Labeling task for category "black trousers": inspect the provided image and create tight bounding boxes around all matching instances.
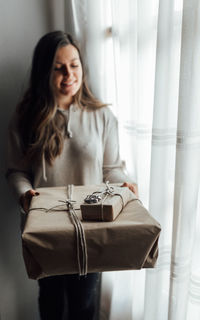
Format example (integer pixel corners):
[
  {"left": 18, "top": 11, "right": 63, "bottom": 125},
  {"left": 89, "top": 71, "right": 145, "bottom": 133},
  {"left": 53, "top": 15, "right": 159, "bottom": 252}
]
[{"left": 38, "top": 273, "right": 101, "bottom": 320}]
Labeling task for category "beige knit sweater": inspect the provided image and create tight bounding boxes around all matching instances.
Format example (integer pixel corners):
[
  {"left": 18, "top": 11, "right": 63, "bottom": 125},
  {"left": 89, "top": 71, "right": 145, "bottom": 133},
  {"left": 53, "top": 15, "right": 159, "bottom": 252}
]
[{"left": 6, "top": 104, "right": 129, "bottom": 200}]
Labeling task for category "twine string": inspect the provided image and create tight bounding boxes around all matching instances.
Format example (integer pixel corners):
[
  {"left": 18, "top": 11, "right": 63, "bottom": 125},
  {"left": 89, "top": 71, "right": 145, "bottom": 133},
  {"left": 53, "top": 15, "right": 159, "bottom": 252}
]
[{"left": 64, "top": 200, "right": 88, "bottom": 276}]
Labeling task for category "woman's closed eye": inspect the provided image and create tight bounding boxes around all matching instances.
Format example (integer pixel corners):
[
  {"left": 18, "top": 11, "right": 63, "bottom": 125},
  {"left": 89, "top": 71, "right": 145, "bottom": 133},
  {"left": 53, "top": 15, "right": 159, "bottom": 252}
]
[
  {"left": 54, "top": 67, "right": 62, "bottom": 71},
  {"left": 71, "top": 64, "right": 79, "bottom": 68},
  {"left": 54, "top": 64, "right": 79, "bottom": 71}
]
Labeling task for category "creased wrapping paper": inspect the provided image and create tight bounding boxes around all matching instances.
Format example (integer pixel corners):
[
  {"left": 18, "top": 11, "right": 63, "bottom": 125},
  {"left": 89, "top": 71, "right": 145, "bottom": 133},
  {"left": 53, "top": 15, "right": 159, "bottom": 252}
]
[
  {"left": 81, "top": 186, "right": 137, "bottom": 221},
  {"left": 22, "top": 185, "right": 161, "bottom": 280}
]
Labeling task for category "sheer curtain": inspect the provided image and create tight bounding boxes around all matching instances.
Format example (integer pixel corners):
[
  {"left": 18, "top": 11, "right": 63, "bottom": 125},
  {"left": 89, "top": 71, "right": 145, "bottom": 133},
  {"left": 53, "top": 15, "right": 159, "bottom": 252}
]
[{"left": 64, "top": 0, "right": 200, "bottom": 319}]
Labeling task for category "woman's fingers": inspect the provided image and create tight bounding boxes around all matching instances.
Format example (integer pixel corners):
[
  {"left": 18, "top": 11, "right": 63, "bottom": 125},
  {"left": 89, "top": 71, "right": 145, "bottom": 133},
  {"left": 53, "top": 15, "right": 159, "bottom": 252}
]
[
  {"left": 25, "top": 189, "right": 39, "bottom": 196},
  {"left": 121, "top": 182, "right": 138, "bottom": 197},
  {"left": 20, "top": 189, "right": 40, "bottom": 214}
]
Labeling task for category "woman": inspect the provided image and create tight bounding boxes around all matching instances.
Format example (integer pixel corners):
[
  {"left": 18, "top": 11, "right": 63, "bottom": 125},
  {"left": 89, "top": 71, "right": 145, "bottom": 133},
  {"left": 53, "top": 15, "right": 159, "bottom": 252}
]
[{"left": 6, "top": 31, "right": 137, "bottom": 320}]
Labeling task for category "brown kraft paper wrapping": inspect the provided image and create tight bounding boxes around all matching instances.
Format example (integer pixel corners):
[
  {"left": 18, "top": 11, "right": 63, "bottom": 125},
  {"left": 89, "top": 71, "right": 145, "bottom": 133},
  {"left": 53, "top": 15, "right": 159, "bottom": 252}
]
[{"left": 22, "top": 185, "right": 161, "bottom": 280}]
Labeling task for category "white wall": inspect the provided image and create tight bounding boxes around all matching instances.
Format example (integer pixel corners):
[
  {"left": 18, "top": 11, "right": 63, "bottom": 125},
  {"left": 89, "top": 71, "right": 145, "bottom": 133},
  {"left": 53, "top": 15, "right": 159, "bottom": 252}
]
[{"left": 0, "top": 1, "right": 65, "bottom": 319}]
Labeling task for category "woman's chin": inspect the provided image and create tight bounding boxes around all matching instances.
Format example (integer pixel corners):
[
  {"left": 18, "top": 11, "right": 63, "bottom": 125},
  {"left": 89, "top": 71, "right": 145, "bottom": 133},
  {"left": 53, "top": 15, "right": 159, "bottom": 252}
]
[{"left": 60, "top": 87, "right": 77, "bottom": 96}]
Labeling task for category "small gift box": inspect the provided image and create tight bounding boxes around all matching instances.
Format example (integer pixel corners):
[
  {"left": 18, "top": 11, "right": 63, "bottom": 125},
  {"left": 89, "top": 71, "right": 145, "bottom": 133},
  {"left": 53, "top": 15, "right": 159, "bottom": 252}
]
[{"left": 81, "top": 184, "right": 137, "bottom": 221}]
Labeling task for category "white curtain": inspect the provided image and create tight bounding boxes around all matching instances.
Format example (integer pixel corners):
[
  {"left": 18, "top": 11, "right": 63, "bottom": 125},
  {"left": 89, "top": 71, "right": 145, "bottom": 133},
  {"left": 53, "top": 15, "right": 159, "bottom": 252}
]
[{"left": 64, "top": 0, "right": 200, "bottom": 319}]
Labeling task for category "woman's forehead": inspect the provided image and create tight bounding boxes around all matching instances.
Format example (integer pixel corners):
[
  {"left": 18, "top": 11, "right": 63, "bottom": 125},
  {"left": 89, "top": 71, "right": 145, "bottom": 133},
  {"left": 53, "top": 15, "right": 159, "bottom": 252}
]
[{"left": 54, "top": 45, "right": 80, "bottom": 63}]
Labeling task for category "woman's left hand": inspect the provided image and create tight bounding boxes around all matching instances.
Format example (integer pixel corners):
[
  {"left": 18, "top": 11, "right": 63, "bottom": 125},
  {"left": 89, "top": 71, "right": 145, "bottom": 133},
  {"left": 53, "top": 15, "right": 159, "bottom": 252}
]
[{"left": 121, "top": 182, "right": 138, "bottom": 197}]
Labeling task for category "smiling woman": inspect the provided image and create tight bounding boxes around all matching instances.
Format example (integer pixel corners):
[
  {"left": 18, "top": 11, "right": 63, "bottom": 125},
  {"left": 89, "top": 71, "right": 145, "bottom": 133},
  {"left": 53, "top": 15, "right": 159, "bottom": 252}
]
[
  {"left": 5, "top": 30, "right": 138, "bottom": 320},
  {"left": 50, "top": 45, "right": 83, "bottom": 108}
]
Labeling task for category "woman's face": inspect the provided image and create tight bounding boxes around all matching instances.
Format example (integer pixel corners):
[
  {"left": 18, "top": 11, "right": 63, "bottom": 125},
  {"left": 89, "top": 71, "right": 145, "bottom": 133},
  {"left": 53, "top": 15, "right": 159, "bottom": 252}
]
[{"left": 50, "top": 44, "right": 83, "bottom": 105}]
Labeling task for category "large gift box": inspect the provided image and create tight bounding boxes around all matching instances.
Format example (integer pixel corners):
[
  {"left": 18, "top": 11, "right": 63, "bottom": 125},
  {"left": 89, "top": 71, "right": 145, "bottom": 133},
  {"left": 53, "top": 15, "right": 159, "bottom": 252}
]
[{"left": 22, "top": 185, "right": 161, "bottom": 280}]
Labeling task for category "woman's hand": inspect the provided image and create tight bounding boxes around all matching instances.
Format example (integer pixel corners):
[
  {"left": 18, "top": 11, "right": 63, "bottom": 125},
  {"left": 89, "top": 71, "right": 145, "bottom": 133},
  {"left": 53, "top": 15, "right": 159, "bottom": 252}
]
[
  {"left": 19, "top": 189, "right": 40, "bottom": 214},
  {"left": 121, "top": 182, "right": 138, "bottom": 197}
]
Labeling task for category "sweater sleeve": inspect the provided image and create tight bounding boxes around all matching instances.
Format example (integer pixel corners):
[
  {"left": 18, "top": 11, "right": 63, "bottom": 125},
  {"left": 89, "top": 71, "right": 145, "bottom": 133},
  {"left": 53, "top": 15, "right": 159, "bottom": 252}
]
[
  {"left": 103, "top": 109, "right": 130, "bottom": 183},
  {"left": 5, "top": 114, "right": 33, "bottom": 200}
]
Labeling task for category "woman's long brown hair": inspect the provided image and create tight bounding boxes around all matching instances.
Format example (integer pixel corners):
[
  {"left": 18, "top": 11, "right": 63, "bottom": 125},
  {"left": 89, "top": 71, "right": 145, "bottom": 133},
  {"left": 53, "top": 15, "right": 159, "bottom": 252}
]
[{"left": 17, "top": 31, "right": 107, "bottom": 165}]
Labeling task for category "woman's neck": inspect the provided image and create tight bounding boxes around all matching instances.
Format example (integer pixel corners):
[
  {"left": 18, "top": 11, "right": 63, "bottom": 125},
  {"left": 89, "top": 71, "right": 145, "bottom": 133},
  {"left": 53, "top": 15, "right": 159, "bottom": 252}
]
[{"left": 56, "top": 96, "right": 73, "bottom": 110}]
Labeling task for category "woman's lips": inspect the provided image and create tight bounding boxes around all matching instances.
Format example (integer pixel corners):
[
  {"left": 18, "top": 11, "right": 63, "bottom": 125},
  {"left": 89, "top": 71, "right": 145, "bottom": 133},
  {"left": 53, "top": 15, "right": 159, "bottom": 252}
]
[{"left": 61, "top": 81, "right": 75, "bottom": 87}]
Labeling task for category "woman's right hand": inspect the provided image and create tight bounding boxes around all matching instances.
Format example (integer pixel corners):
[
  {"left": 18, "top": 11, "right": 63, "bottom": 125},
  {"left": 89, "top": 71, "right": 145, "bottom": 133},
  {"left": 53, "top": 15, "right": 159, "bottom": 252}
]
[{"left": 19, "top": 189, "right": 40, "bottom": 214}]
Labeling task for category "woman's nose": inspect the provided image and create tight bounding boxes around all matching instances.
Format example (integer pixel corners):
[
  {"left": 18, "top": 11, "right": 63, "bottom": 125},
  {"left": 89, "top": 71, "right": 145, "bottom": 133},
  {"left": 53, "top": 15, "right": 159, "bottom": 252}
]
[{"left": 63, "top": 66, "right": 71, "bottom": 77}]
